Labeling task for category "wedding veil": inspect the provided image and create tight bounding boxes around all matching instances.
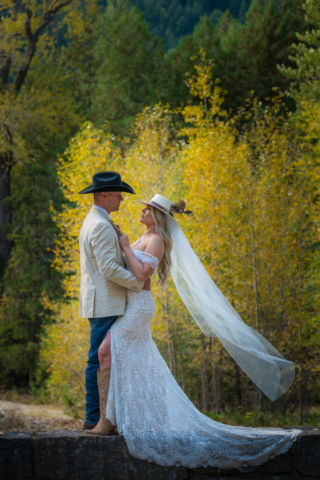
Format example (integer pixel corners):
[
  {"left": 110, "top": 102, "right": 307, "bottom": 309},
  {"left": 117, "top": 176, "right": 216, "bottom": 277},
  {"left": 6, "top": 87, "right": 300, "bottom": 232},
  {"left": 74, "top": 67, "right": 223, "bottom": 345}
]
[{"left": 167, "top": 216, "right": 295, "bottom": 402}]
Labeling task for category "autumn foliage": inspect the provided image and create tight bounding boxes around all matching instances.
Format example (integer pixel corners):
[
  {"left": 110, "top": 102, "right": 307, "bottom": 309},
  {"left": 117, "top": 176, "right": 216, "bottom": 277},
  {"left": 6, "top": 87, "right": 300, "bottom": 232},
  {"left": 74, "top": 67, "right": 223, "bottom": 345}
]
[
  {"left": 1, "top": 0, "right": 320, "bottom": 427},
  {"left": 39, "top": 52, "right": 320, "bottom": 423}
]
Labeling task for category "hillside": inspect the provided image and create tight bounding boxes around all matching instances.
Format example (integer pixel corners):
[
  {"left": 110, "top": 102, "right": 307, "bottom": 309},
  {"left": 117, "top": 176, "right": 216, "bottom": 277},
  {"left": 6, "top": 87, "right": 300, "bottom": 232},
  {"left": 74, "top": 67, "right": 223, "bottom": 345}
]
[{"left": 130, "top": 0, "right": 250, "bottom": 48}]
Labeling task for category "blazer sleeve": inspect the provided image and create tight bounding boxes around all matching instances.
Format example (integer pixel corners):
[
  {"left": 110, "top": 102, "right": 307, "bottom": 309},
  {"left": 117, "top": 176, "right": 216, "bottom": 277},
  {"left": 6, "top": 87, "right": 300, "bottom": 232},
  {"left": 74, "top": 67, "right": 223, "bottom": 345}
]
[{"left": 91, "top": 223, "right": 143, "bottom": 292}]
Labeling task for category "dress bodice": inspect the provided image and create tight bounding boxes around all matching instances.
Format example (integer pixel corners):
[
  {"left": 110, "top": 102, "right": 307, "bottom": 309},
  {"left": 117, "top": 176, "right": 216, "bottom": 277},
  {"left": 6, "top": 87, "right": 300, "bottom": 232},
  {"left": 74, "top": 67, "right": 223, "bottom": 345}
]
[{"left": 125, "top": 248, "right": 159, "bottom": 272}]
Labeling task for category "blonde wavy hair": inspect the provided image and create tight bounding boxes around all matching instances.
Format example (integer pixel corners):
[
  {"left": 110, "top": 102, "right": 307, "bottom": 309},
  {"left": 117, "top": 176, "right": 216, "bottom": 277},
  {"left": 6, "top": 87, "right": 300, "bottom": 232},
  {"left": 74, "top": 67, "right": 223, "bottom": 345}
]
[{"left": 151, "top": 207, "right": 173, "bottom": 286}]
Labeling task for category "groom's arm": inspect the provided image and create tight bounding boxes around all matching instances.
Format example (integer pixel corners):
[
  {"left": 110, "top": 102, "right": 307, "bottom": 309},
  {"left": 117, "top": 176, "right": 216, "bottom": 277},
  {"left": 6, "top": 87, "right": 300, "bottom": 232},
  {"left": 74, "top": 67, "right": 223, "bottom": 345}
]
[{"left": 91, "top": 223, "right": 144, "bottom": 292}]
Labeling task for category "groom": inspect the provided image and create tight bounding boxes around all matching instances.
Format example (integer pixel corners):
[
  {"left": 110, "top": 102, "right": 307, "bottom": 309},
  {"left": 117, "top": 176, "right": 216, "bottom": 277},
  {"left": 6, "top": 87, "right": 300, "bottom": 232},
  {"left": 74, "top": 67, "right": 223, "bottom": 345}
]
[{"left": 79, "top": 171, "right": 148, "bottom": 432}]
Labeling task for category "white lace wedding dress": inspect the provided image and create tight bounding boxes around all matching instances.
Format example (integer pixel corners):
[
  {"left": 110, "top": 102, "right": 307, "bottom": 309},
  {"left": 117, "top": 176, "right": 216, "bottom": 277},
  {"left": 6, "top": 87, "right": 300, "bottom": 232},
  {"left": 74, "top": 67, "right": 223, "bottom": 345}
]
[{"left": 106, "top": 249, "right": 300, "bottom": 469}]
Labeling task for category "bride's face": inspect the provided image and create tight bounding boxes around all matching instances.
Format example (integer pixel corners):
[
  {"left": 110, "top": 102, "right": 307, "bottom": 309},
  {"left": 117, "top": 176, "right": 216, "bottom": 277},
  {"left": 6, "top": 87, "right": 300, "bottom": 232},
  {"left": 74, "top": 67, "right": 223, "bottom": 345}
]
[{"left": 140, "top": 206, "right": 155, "bottom": 226}]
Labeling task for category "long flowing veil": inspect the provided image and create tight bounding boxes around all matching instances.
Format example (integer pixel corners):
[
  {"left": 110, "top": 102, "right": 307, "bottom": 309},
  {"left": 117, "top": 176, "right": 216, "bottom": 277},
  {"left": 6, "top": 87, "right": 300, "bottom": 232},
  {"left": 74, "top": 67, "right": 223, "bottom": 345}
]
[{"left": 167, "top": 216, "right": 295, "bottom": 401}]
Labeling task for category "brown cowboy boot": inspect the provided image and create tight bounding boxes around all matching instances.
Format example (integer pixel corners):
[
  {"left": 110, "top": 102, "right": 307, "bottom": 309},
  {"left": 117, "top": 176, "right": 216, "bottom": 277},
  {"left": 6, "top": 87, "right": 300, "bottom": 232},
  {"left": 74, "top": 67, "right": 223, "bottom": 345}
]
[
  {"left": 84, "top": 367, "right": 117, "bottom": 436},
  {"left": 82, "top": 422, "right": 96, "bottom": 433}
]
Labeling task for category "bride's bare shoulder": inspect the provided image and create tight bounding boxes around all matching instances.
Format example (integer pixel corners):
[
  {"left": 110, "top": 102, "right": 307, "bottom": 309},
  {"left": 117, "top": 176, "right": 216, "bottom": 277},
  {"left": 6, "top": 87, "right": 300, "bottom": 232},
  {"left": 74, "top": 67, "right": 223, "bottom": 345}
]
[
  {"left": 147, "top": 234, "right": 164, "bottom": 246},
  {"left": 145, "top": 234, "right": 165, "bottom": 259}
]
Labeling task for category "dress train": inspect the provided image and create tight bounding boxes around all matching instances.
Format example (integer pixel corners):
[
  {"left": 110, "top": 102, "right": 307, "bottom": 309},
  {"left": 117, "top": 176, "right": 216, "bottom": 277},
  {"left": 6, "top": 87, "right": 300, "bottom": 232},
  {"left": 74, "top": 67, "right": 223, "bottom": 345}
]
[{"left": 106, "top": 250, "right": 300, "bottom": 469}]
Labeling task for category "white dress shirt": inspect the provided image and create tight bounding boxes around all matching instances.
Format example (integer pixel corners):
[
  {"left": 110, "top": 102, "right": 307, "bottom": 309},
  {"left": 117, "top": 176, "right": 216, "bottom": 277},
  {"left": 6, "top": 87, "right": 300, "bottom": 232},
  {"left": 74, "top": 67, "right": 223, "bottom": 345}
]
[{"left": 92, "top": 205, "right": 111, "bottom": 220}]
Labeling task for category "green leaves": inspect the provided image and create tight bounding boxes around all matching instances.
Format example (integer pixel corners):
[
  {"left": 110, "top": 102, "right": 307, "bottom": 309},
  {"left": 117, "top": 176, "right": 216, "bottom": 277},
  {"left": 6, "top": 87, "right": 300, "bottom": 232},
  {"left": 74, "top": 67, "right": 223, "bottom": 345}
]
[{"left": 280, "top": 0, "right": 320, "bottom": 103}]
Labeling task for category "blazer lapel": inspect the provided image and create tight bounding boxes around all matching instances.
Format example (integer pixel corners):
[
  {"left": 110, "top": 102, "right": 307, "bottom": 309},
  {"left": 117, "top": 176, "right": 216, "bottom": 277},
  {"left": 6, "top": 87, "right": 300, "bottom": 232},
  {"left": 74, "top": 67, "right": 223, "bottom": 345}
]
[
  {"left": 89, "top": 207, "right": 119, "bottom": 239},
  {"left": 89, "top": 207, "right": 124, "bottom": 265}
]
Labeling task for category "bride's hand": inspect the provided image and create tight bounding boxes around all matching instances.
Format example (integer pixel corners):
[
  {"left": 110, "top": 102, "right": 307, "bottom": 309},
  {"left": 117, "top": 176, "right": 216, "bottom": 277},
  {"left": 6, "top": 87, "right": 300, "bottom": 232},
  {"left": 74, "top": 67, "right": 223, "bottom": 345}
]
[{"left": 119, "top": 232, "right": 130, "bottom": 249}]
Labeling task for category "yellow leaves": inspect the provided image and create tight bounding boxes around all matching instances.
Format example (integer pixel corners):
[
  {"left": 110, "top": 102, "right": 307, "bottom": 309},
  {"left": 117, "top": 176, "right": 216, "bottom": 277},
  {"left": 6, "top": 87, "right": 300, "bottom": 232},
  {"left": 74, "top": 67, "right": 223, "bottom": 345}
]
[
  {"left": 185, "top": 50, "right": 226, "bottom": 122},
  {"left": 40, "top": 301, "right": 89, "bottom": 417},
  {"left": 187, "top": 62, "right": 213, "bottom": 100},
  {"left": 1, "top": 13, "right": 25, "bottom": 38},
  {"left": 49, "top": 122, "right": 120, "bottom": 303},
  {"left": 39, "top": 60, "right": 320, "bottom": 413},
  {"left": 63, "top": 0, "right": 100, "bottom": 41},
  {"left": 40, "top": 108, "right": 186, "bottom": 412}
]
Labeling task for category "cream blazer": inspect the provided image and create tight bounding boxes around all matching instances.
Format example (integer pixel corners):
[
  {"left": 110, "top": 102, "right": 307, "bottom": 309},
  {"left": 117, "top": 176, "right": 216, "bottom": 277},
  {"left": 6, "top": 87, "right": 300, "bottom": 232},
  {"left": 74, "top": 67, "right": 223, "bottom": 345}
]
[{"left": 79, "top": 207, "right": 143, "bottom": 318}]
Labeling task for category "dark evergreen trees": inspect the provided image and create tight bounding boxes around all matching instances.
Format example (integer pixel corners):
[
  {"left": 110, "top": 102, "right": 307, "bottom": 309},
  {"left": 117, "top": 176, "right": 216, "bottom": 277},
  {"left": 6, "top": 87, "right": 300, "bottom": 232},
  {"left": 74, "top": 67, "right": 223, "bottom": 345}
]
[
  {"left": 0, "top": 161, "right": 65, "bottom": 388},
  {"left": 165, "top": 0, "right": 308, "bottom": 111},
  {"left": 91, "top": 1, "right": 166, "bottom": 135},
  {"left": 131, "top": 0, "right": 249, "bottom": 48}
]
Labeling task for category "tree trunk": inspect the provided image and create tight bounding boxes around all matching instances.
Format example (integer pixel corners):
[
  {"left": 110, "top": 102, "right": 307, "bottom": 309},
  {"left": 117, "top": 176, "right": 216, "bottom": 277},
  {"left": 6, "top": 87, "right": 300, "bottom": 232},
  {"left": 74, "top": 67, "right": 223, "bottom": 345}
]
[
  {"left": 298, "top": 324, "right": 303, "bottom": 424},
  {"left": 249, "top": 171, "right": 264, "bottom": 414},
  {"left": 219, "top": 347, "right": 224, "bottom": 412},
  {"left": 163, "top": 292, "right": 177, "bottom": 377},
  {"left": 212, "top": 338, "right": 221, "bottom": 414},
  {"left": 176, "top": 342, "right": 185, "bottom": 392},
  {"left": 0, "top": 1, "right": 73, "bottom": 282},
  {"left": 249, "top": 173, "right": 260, "bottom": 334},
  {"left": 299, "top": 365, "right": 303, "bottom": 425},
  {"left": 0, "top": 153, "right": 13, "bottom": 281},
  {"left": 201, "top": 333, "right": 210, "bottom": 411},
  {"left": 304, "top": 369, "right": 308, "bottom": 423},
  {"left": 234, "top": 364, "right": 242, "bottom": 407}
]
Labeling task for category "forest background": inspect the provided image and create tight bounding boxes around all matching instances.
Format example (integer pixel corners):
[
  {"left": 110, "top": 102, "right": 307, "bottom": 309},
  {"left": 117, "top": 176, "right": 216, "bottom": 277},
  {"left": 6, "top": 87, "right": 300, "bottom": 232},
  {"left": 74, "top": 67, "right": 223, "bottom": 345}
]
[{"left": 1, "top": 0, "right": 320, "bottom": 427}]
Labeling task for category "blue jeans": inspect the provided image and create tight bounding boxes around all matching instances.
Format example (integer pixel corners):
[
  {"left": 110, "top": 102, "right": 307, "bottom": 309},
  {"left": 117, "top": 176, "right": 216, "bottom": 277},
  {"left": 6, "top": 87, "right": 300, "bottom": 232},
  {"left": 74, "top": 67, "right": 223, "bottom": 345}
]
[{"left": 84, "top": 315, "right": 118, "bottom": 425}]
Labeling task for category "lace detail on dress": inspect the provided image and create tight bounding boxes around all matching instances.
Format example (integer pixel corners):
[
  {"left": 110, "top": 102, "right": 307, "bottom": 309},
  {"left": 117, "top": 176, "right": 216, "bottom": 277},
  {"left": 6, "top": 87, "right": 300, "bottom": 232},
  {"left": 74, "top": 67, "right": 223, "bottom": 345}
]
[
  {"left": 134, "top": 249, "right": 159, "bottom": 268},
  {"left": 106, "top": 250, "right": 300, "bottom": 469},
  {"left": 125, "top": 248, "right": 159, "bottom": 270}
]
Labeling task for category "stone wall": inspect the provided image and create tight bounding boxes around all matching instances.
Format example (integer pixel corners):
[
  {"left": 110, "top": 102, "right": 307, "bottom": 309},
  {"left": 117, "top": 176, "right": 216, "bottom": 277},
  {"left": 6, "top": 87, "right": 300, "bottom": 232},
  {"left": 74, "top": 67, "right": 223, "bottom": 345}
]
[{"left": 1, "top": 428, "right": 320, "bottom": 480}]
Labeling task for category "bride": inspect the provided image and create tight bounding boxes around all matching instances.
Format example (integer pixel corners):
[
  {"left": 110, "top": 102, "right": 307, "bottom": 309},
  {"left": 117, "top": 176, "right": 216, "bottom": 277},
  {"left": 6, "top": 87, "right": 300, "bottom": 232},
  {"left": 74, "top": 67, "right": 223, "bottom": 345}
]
[{"left": 84, "top": 193, "right": 301, "bottom": 469}]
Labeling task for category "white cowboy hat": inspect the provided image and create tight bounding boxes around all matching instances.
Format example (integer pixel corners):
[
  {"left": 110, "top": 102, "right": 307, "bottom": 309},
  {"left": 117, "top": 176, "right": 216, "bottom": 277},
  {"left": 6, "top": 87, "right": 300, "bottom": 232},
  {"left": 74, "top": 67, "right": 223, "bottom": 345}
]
[
  {"left": 138, "top": 194, "right": 193, "bottom": 218},
  {"left": 138, "top": 194, "right": 174, "bottom": 217}
]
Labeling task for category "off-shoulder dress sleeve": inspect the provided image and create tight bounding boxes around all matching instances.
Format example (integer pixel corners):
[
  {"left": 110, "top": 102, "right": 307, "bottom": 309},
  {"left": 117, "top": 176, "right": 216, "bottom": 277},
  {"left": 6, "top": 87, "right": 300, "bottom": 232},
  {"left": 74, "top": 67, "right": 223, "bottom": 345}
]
[{"left": 133, "top": 249, "right": 159, "bottom": 269}]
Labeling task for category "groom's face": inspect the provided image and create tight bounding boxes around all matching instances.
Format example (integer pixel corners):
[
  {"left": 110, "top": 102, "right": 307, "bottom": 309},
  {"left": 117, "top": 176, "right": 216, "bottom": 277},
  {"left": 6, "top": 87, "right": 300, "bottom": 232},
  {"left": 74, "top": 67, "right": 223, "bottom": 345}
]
[{"left": 103, "top": 192, "right": 124, "bottom": 213}]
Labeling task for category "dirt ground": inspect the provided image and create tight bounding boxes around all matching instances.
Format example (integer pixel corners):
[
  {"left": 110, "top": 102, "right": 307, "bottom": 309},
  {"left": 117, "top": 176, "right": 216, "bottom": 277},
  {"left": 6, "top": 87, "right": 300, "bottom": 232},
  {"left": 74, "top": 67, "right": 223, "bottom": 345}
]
[{"left": 0, "top": 397, "right": 80, "bottom": 433}]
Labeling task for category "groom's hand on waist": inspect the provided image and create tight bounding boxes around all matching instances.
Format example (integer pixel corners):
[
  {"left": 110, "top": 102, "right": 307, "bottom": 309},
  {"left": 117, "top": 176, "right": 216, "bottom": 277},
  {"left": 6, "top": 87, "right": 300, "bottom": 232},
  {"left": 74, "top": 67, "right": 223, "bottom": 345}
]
[{"left": 143, "top": 278, "right": 151, "bottom": 291}]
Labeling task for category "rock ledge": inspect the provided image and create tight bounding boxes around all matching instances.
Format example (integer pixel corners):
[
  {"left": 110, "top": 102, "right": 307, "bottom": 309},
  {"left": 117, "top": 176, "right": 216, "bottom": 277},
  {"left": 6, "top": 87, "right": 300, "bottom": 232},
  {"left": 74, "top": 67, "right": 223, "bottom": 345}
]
[{"left": 1, "top": 427, "right": 320, "bottom": 480}]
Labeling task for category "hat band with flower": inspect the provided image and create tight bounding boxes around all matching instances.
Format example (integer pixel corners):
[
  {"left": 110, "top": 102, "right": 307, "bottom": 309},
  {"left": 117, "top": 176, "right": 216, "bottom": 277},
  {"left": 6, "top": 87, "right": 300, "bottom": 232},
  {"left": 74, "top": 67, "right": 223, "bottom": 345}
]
[{"left": 138, "top": 194, "right": 192, "bottom": 217}]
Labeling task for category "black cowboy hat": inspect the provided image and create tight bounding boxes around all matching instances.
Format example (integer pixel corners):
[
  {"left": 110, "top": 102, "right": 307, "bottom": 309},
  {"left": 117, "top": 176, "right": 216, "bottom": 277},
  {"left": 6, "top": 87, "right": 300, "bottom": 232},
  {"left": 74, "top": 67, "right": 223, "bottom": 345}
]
[{"left": 78, "top": 171, "right": 135, "bottom": 195}]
